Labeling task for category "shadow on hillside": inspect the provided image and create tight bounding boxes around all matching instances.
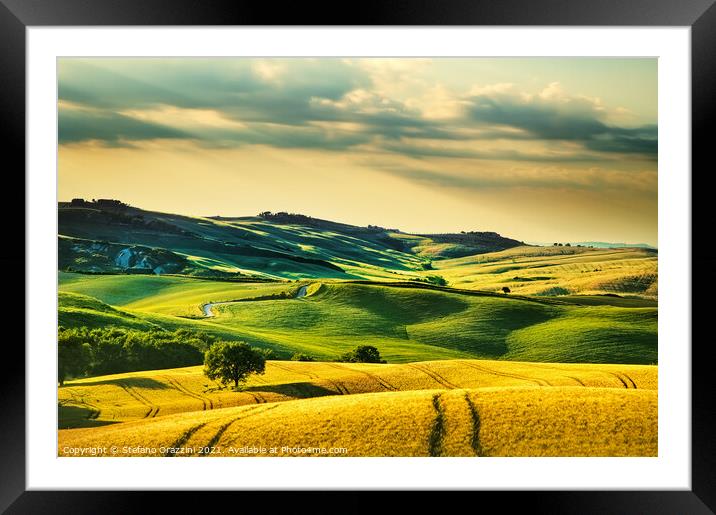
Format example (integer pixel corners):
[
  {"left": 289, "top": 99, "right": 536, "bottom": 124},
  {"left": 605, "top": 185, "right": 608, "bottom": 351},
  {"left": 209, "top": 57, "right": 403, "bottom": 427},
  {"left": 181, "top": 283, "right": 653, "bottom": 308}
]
[
  {"left": 242, "top": 381, "right": 338, "bottom": 399},
  {"left": 58, "top": 404, "right": 121, "bottom": 429},
  {"left": 65, "top": 377, "right": 170, "bottom": 390}
]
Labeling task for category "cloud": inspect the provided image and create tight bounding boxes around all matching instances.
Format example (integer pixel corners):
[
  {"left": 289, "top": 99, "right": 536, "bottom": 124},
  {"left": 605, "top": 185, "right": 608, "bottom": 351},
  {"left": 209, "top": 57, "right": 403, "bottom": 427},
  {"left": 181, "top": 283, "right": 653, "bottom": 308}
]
[
  {"left": 57, "top": 60, "right": 657, "bottom": 163},
  {"left": 378, "top": 140, "right": 610, "bottom": 163},
  {"left": 465, "top": 82, "right": 657, "bottom": 158},
  {"left": 370, "top": 162, "right": 658, "bottom": 193},
  {"left": 59, "top": 108, "right": 188, "bottom": 145},
  {"left": 59, "top": 59, "right": 369, "bottom": 115}
]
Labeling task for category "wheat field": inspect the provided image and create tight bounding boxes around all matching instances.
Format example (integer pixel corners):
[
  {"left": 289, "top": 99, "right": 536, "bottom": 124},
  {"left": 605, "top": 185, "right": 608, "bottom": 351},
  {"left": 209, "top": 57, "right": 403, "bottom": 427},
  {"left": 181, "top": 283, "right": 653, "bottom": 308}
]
[{"left": 59, "top": 359, "right": 657, "bottom": 457}]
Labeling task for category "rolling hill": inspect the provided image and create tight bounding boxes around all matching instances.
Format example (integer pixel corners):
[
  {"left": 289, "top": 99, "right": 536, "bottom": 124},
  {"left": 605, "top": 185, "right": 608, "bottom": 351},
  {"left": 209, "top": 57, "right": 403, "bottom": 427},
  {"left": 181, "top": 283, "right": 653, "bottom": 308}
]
[
  {"left": 58, "top": 201, "right": 523, "bottom": 281},
  {"left": 56, "top": 200, "right": 658, "bottom": 457},
  {"left": 58, "top": 359, "right": 657, "bottom": 457},
  {"left": 58, "top": 201, "right": 658, "bottom": 298},
  {"left": 59, "top": 274, "right": 657, "bottom": 364}
]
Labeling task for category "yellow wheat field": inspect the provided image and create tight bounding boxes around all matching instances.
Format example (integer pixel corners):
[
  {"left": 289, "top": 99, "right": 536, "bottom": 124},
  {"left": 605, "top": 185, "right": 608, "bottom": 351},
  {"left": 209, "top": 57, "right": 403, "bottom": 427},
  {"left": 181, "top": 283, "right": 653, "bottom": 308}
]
[
  {"left": 59, "top": 359, "right": 656, "bottom": 428},
  {"left": 59, "top": 386, "right": 657, "bottom": 457}
]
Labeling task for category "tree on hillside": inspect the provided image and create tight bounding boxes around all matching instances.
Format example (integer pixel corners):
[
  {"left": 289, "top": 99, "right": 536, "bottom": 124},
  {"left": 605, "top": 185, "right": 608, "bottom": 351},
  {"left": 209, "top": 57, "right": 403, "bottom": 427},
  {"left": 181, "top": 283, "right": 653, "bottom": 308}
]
[
  {"left": 426, "top": 275, "right": 447, "bottom": 286},
  {"left": 58, "top": 331, "right": 91, "bottom": 386},
  {"left": 502, "top": 286, "right": 511, "bottom": 294},
  {"left": 203, "top": 341, "right": 266, "bottom": 389},
  {"left": 291, "top": 352, "right": 315, "bottom": 362},
  {"left": 340, "top": 345, "right": 387, "bottom": 364}
]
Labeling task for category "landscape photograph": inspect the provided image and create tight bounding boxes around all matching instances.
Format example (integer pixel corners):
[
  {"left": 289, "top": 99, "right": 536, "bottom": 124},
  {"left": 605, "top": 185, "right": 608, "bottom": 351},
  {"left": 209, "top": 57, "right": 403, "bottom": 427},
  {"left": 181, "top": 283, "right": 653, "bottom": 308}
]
[{"left": 57, "top": 57, "right": 658, "bottom": 457}]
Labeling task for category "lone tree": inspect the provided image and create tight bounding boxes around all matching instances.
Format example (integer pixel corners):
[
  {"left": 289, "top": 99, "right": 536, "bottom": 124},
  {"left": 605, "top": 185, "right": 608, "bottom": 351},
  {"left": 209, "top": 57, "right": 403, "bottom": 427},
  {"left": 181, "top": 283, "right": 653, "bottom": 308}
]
[
  {"left": 340, "top": 345, "right": 386, "bottom": 364},
  {"left": 502, "top": 286, "right": 511, "bottom": 294},
  {"left": 204, "top": 341, "right": 266, "bottom": 390}
]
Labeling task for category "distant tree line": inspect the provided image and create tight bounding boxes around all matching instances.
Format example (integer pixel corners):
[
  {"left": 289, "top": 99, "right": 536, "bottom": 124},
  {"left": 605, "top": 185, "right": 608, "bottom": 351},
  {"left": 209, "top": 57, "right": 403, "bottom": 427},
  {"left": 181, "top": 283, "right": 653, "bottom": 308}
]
[
  {"left": 58, "top": 327, "right": 390, "bottom": 386},
  {"left": 410, "top": 275, "right": 448, "bottom": 287},
  {"left": 419, "top": 231, "right": 523, "bottom": 249},
  {"left": 59, "top": 206, "right": 193, "bottom": 237},
  {"left": 257, "top": 211, "right": 398, "bottom": 234},
  {"left": 552, "top": 243, "right": 592, "bottom": 248},
  {"left": 58, "top": 327, "right": 216, "bottom": 384}
]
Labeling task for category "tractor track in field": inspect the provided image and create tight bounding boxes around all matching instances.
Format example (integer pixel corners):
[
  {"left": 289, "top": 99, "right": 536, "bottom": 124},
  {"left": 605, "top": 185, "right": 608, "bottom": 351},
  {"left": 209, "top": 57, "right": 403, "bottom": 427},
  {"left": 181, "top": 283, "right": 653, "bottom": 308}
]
[
  {"left": 352, "top": 369, "right": 398, "bottom": 392},
  {"left": 328, "top": 380, "right": 350, "bottom": 395},
  {"left": 610, "top": 372, "right": 637, "bottom": 389},
  {"left": 408, "top": 363, "right": 458, "bottom": 389},
  {"left": 271, "top": 362, "right": 320, "bottom": 379},
  {"left": 282, "top": 361, "right": 397, "bottom": 394},
  {"left": 165, "top": 423, "right": 208, "bottom": 457},
  {"left": 326, "top": 363, "right": 398, "bottom": 392},
  {"left": 621, "top": 372, "right": 638, "bottom": 389},
  {"left": 323, "top": 362, "right": 350, "bottom": 374},
  {"left": 507, "top": 362, "right": 588, "bottom": 387},
  {"left": 163, "top": 375, "right": 214, "bottom": 410},
  {"left": 200, "top": 404, "right": 279, "bottom": 453},
  {"left": 458, "top": 360, "right": 550, "bottom": 387},
  {"left": 63, "top": 388, "right": 102, "bottom": 420},
  {"left": 609, "top": 372, "right": 627, "bottom": 388},
  {"left": 118, "top": 382, "right": 160, "bottom": 418},
  {"left": 248, "top": 392, "right": 267, "bottom": 404},
  {"left": 428, "top": 393, "right": 446, "bottom": 457},
  {"left": 463, "top": 392, "right": 484, "bottom": 457}
]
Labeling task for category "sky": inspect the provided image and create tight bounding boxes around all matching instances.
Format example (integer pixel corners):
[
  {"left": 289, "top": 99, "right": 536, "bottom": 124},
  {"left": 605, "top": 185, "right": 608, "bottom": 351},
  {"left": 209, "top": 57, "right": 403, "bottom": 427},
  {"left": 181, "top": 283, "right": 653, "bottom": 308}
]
[{"left": 58, "top": 58, "right": 658, "bottom": 245}]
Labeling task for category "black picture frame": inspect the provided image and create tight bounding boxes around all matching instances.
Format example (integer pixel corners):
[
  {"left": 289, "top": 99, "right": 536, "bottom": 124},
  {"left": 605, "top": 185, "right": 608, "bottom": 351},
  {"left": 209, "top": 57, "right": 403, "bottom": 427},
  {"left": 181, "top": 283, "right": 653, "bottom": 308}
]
[{"left": 2, "top": 1, "right": 713, "bottom": 512}]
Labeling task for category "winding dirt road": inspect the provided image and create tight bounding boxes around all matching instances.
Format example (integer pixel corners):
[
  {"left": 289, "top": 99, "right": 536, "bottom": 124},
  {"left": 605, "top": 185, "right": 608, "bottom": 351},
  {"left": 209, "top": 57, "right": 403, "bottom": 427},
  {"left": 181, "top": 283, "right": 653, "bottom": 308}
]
[{"left": 202, "top": 284, "right": 310, "bottom": 317}]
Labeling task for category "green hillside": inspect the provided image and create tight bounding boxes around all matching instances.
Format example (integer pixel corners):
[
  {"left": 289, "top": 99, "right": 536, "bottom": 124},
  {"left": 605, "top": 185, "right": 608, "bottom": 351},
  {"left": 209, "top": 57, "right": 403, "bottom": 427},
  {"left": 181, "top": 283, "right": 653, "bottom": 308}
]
[
  {"left": 58, "top": 203, "right": 525, "bottom": 282},
  {"left": 58, "top": 203, "right": 658, "bottom": 299},
  {"left": 59, "top": 273, "right": 657, "bottom": 364},
  {"left": 57, "top": 202, "right": 658, "bottom": 368}
]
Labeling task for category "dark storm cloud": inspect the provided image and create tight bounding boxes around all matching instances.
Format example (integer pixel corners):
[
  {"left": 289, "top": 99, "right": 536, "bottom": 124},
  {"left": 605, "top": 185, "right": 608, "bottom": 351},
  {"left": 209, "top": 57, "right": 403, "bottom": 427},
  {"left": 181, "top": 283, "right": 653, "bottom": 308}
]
[
  {"left": 58, "top": 59, "right": 368, "bottom": 114},
  {"left": 466, "top": 94, "right": 657, "bottom": 159},
  {"left": 59, "top": 109, "right": 188, "bottom": 144},
  {"left": 584, "top": 125, "right": 658, "bottom": 155},
  {"left": 58, "top": 59, "right": 657, "bottom": 161}
]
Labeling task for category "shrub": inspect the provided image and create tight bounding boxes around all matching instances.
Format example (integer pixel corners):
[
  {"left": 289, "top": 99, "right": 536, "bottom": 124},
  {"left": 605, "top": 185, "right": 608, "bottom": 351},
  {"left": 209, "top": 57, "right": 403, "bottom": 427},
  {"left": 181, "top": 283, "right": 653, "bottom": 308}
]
[
  {"left": 291, "top": 353, "right": 316, "bottom": 362},
  {"left": 425, "top": 275, "right": 447, "bottom": 286},
  {"left": 340, "top": 345, "right": 386, "bottom": 364}
]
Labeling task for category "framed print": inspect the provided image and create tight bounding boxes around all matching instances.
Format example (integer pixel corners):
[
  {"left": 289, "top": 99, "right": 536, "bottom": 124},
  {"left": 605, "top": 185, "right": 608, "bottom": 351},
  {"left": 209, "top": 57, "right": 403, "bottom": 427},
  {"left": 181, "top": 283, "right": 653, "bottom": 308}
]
[{"left": 4, "top": 0, "right": 714, "bottom": 512}]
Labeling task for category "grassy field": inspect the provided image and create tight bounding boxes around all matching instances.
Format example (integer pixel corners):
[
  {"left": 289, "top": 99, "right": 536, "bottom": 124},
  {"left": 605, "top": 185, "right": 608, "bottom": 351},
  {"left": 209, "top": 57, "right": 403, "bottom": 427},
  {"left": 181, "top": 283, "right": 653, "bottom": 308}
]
[
  {"left": 59, "top": 273, "right": 657, "bottom": 364},
  {"left": 58, "top": 359, "right": 657, "bottom": 457},
  {"left": 431, "top": 245, "right": 657, "bottom": 298},
  {"left": 57, "top": 205, "right": 659, "bottom": 457}
]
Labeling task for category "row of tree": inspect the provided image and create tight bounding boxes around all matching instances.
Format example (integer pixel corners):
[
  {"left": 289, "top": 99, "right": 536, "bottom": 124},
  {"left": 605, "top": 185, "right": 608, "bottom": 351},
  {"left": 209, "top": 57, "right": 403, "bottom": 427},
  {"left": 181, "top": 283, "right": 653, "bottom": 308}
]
[
  {"left": 58, "top": 327, "right": 215, "bottom": 384},
  {"left": 59, "top": 327, "right": 389, "bottom": 387},
  {"left": 289, "top": 345, "right": 386, "bottom": 364}
]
